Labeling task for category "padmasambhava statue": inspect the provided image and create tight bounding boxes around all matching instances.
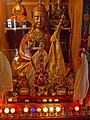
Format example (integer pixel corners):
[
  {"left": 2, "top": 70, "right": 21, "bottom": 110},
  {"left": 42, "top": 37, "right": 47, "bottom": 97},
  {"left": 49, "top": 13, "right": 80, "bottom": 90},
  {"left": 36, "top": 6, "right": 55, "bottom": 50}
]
[{"left": 12, "top": 3, "right": 67, "bottom": 96}]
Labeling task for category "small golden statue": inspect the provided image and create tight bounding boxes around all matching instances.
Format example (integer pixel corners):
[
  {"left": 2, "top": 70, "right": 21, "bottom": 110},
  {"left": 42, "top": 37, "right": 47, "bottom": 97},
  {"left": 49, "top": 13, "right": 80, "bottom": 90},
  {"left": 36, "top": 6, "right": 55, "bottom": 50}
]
[
  {"left": 7, "top": 0, "right": 31, "bottom": 27},
  {"left": 10, "top": 0, "right": 26, "bottom": 20}
]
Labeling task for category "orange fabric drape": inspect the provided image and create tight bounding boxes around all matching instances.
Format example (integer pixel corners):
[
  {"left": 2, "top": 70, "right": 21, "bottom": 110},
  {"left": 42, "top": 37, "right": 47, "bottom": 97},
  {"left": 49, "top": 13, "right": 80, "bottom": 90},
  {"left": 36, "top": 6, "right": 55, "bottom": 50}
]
[{"left": 68, "top": 0, "right": 83, "bottom": 71}]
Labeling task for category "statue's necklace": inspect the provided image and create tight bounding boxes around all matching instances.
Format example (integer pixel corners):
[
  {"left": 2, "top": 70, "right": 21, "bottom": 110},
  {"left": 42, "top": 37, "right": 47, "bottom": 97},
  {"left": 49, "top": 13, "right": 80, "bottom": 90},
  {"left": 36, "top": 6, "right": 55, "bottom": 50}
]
[{"left": 33, "top": 30, "right": 45, "bottom": 39}]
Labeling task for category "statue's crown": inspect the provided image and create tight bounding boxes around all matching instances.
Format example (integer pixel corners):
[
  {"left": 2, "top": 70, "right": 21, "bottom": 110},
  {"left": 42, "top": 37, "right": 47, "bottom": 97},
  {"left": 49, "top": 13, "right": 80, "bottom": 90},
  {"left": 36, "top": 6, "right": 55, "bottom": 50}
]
[{"left": 33, "top": 4, "right": 47, "bottom": 12}]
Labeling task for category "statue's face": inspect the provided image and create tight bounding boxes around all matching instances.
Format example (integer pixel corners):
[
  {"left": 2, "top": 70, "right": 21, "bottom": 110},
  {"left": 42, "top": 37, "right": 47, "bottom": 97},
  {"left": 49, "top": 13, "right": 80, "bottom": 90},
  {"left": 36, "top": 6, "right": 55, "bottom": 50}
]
[
  {"left": 14, "top": 10, "right": 21, "bottom": 16},
  {"left": 14, "top": 3, "right": 21, "bottom": 15},
  {"left": 33, "top": 11, "right": 47, "bottom": 29}
]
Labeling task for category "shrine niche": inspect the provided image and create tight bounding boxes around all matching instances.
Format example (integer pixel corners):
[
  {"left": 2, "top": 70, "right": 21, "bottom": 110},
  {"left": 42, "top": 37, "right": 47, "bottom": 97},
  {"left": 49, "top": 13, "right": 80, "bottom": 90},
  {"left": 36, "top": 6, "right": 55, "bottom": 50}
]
[
  {"left": 6, "top": 0, "right": 89, "bottom": 104},
  {"left": 6, "top": 1, "right": 74, "bottom": 104},
  {"left": 4, "top": 0, "right": 90, "bottom": 119}
]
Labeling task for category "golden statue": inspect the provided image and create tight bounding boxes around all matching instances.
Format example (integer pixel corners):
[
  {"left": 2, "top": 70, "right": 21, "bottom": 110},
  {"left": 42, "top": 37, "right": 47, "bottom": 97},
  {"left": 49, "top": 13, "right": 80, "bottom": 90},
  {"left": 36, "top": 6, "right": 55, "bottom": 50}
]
[
  {"left": 10, "top": 0, "right": 26, "bottom": 20},
  {"left": 12, "top": 3, "right": 67, "bottom": 96},
  {"left": 8, "top": 0, "right": 31, "bottom": 27}
]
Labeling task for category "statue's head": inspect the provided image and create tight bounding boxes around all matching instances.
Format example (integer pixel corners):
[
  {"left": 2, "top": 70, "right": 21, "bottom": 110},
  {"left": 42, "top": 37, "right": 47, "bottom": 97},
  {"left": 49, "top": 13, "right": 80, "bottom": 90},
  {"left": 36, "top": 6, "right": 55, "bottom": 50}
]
[
  {"left": 33, "top": 4, "right": 47, "bottom": 29},
  {"left": 33, "top": 4, "right": 47, "bottom": 13},
  {"left": 12, "top": 0, "right": 24, "bottom": 16}
]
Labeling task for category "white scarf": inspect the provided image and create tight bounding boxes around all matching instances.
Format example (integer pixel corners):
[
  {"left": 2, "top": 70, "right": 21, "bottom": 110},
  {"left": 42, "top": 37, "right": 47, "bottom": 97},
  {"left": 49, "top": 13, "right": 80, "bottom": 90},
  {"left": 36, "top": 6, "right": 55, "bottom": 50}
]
[{"left": 73, "top": 52, "right": 89, "bottom": 104}]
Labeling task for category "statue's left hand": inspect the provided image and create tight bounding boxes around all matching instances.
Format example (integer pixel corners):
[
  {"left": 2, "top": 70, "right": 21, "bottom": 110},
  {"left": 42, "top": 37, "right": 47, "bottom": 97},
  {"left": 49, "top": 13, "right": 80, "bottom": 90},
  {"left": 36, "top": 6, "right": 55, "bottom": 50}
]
[
  {"left": 56, "top": 21, "right": 62, "bottom": 33},
  {"left": 39, "top": 42, "right": 45, "bottom": 50}
]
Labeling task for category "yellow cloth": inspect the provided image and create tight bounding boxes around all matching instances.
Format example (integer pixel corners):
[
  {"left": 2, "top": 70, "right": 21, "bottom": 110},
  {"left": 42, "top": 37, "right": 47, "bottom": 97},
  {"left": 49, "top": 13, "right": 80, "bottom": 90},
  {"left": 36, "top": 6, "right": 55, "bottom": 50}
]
[
  {"left": 0, "top": 51, "right": 13, "bottom": 93},
  {"left": 47, "top": 30, "right": 65, "bottom": 79}
]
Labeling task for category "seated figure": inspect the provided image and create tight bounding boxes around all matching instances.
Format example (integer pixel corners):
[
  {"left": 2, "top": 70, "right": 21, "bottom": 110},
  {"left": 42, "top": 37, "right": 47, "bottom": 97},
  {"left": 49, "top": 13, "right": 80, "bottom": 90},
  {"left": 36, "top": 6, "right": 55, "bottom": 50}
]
[
  {"left": 49, "top": 3, "right": 70, "bottom": 29},
  {"left": 7, "top": 0, "right": 31, "bottom": 27},
  {"left": 12, "top": 3, "right": 69, "bottom": 96}
]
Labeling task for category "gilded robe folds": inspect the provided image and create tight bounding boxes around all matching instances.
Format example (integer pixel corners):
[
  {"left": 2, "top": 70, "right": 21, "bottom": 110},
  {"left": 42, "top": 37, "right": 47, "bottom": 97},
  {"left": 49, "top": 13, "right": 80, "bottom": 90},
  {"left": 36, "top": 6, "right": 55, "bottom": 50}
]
[{"left": 12, "top": 27, "right": 65, "bottom": 82}]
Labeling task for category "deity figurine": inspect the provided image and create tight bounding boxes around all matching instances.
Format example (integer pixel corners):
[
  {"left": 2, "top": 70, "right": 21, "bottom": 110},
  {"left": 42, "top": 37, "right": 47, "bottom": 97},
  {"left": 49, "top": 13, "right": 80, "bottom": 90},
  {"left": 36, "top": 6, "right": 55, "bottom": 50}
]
[
  {"left": 7, "top": 0, "right": 31, "bottom": 27},
  {"left": 49, "top": 2, "right": 70, "bottom": 29},
  {"left": 12, "top": 3, "right": 66, "bottom": 96}
]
